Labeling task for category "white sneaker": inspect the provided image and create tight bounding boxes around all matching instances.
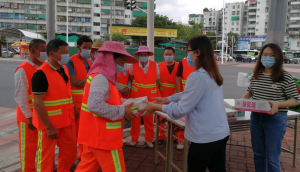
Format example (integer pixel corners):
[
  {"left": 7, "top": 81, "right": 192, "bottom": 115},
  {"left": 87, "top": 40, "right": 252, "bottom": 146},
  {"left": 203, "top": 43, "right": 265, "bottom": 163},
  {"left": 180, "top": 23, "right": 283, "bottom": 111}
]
[
  {"left": 146, "top": 141, "right": 154, "bottom": 148},
  {"left": 128, "top": 141, "right": 137, "bottom": 147},
  {"left": 177, "top": 142, "right": 184, "bottom": 150}
]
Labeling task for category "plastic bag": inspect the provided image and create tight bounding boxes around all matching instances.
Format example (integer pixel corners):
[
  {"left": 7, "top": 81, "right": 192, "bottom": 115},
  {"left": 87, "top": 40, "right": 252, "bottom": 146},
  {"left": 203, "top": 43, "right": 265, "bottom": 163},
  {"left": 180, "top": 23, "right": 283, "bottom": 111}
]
[
  {"left": 237, "top": 72, "right": 252, "bottom": 87},
  {"left": 122, "top": 96, "right": 148, "bottom": 115}
]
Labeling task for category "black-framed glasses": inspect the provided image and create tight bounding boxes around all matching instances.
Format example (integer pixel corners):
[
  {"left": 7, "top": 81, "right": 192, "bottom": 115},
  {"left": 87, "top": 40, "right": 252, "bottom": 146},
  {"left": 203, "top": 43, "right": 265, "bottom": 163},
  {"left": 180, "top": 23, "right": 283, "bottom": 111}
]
[{"left": 186, "top": 49, "right": 196, "bottom": 54}]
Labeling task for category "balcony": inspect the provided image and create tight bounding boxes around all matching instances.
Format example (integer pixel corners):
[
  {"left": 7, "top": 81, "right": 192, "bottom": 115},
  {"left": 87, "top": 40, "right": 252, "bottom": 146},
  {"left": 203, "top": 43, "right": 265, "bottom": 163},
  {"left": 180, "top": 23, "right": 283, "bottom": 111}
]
[
  {"left": 248, "top": 6, "right": 257, "bottom": 10},
  {"left": 248, "top": 24, "right": 255, "bottom": 28},
  {"left": 291, "top": 1, "right": 300, "bottom": 5},
  {"left": 290, "top": 9, "right": 300, "bottom": 13},
  {"left": 248, "top": 30, "right": 255, "bottom": 33},
  {"left": 290, "top": 17, "right": 300, "bottom": 21},
  {"left": 248, "top": 18, "right": 256, "bottom": 22},
  {"left": 289, "top": 24, "right": 300, "bottom": 28},
  {"left": 288, "top": 31, "right": 300, "bottom": 35},
  {"left": 249, "top": 1, "right": 257, "bottom": 4},
  {"left": 249, "top": 12, "right": 256, "bottom": 16}
]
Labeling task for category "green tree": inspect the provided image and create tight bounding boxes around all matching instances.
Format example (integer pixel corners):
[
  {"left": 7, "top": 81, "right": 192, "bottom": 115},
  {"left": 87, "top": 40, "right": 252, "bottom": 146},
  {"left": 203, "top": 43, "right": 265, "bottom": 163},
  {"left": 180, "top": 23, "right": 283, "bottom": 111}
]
[
  {"left": 132, "top": 15, "right": 176, "bottom": 27},
  {"left": 40, "top": 33, "right": 47, "bottom": 40},
  {"left": 1, "top": 35, "right": 6, "bottom": 44},
  {"left": 104, "top": 33, "right": 131, "bottom": 42},
  {"left": 203, "top": 8, "right": 209, "bottom": 12},
  {"left": 227, "top": 32, "right": 239, "bottom": 47},
  {"left": 93, "top": 38, "right": 102, "bottom": 42},
  {"left": 176, "top": 23, "right": 203, "bottom": 42},
  {"left": 188, "top": 20, "right": 196, "bottom": 26},
  {"left": 206, "top": 32, "right": 217, "bottom": 49}
]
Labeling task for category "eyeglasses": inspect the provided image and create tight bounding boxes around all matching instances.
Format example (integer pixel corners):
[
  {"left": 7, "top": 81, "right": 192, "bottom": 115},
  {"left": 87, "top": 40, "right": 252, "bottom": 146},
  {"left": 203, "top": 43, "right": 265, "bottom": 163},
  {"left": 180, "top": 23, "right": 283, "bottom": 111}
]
[{"left": 186, "top": 49, "right": 196, "bottom": 54}]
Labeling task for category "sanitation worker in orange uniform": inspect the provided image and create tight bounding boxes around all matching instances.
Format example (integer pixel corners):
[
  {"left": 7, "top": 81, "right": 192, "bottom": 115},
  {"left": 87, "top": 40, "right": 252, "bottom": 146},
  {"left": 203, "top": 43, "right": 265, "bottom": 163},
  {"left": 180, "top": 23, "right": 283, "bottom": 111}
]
[
  {"left": 31, "top": 39, "right": 79, "bottom": 172},
  {"left": 14, "top": 39, "right": 47, "bottom": 172},
  {"left": 127, "top": 45, "right": 161, "bottom": 148},
  {"left": 75, "top": 41, "right": 138, "bottom": 172}
]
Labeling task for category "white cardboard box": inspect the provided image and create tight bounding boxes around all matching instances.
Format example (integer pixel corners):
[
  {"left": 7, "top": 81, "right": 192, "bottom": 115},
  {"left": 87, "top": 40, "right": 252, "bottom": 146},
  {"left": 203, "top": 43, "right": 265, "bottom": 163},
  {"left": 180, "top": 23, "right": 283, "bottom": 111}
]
[
  {"left": 122, "top": 96, "right": 148, "bottom": 115},
  {"left": 224, "top": 99, "right": 245, "bottom": 117},
  {"left": 235, "top": 99, "right": 272, "bottom": 113}
]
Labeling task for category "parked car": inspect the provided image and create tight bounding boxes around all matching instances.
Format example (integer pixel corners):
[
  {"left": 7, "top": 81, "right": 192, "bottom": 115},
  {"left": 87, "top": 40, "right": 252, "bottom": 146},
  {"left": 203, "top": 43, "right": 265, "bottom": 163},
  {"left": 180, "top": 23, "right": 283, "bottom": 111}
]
[
  {"left": 8, "top": 47, "right": 17, "bottom": 55},
  {"left": 1, "top": 48, "right": 14, "bottom": 58},
  {"left": 232, "top": 54, "right": 238, "bottom": 59},
  {"left": 284, "top": 55, "right": 298, "bottom": 64},
  {"left": 13, "top": 47, "right": 20, "bottom": 54},
  {"left": 235, "top": 54, "right": 252, "bottom": 62},
  {"left": 248, "top": 55, "right": 256, "bottom": 62}
]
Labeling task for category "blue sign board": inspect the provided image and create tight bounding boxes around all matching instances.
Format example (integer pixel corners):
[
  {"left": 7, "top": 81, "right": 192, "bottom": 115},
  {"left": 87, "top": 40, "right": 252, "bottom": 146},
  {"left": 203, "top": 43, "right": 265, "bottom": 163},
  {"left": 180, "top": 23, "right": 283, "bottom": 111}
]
[{"left": 237, "top": 36, "right": 266, "bottom": 50}]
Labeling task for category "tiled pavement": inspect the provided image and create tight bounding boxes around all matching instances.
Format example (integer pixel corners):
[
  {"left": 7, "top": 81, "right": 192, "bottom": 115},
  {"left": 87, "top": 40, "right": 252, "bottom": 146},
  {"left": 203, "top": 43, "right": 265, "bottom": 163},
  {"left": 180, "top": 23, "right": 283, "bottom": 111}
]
[{"left": 0, "top": 107, "right": 299, "bottom": 172}]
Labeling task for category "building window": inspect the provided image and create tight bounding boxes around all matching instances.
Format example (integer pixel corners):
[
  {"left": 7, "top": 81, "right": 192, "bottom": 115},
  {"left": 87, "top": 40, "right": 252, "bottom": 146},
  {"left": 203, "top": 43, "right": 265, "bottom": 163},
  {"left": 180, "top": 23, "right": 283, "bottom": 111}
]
[
  {"left": 232, "top": 11, "right": 235, "bottom": 15},
  {"left": 237, "top": 11, "right": 240, "bottom": 15},
  {"left": 93, "top": 31, "right": 100, "bottom": 35},
  {"left": 236, "top": 28, "right": 238, "bottom": 31},
  {"left": 237, "top": 5, "right": 240, "bottom": 9},
  {"left": 232, "top": 28, "right": 234, "bottom": 31},
  {"left": 256, "top": 29, "right": 258, "bottom": 31},
  {"left": 237, "top": 22, "right": 239, "bottom": 25},
  {"left": 93, "top": 22, "right": 100, "bottom": 26},
  {"left": 101, "top": 27, "right": 107, "bottom": 34},
  {"left": 94, "top": 4, "right": 100, "bottom": 7},
  {"left": 298, "top": 42, "right": 300, "bottom": 47},
  {"left": 125, "top": 15, "right": 130, "bottom": 18},
  {"left": 94, "top": 13, "right": 100, "bottom": 17},
  {"left": 257, "top": 15, "right": 259, "bottom": 18},
  {"left": 232, "top": 22, "right": 234, "bottom": 25},
  {"left": 232, "top": 6, "right": 235, "bottom": 9},
  {"left": 256, "top": 22, "right": 259, "bottom": 24}
]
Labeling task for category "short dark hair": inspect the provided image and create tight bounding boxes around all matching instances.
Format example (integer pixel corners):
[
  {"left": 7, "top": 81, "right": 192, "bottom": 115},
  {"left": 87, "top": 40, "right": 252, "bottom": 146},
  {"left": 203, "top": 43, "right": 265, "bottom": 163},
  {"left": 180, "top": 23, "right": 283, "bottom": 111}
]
[
  {"left": 29, "top": 39, "right": 46, "bottom": 50},
  {"left": 164, "top": 47, "right": 175, "bottom": 54},
  {"left": 46, "top": 39, "right": 68, "bottom": 56},
  {"left": 77, "top": 35, "right": 93, "bottom": 46}
]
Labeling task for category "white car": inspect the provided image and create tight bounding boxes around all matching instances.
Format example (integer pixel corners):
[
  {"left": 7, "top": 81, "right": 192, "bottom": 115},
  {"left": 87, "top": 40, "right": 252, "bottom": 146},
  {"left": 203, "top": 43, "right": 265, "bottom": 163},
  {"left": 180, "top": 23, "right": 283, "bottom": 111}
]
[{"left": 2, "top": 48, "right": 14, "bottom": 57}]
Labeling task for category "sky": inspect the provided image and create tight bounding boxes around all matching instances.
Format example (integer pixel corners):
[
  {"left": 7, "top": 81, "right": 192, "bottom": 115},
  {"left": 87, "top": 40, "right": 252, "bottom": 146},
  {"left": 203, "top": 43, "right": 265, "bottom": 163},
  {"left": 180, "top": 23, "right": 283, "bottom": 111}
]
[{"left": 155, "top": 0, "right": 246, "bottom": 23}]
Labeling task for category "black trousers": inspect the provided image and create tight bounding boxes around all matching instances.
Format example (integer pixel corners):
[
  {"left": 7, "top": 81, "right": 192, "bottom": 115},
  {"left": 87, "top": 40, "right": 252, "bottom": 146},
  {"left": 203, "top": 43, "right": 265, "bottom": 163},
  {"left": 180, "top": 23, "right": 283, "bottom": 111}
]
[{"left": 188, "top": 136, "right": 229, "bottom": 172}]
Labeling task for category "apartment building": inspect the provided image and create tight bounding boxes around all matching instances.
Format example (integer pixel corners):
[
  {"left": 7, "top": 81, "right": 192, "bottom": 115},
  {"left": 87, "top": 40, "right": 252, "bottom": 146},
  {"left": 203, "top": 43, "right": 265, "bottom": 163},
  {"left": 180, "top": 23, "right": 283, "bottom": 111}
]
[
  {"left": 287, "top": 0, "right": 300, "bottom": 50},
  {"left": 224, "top": 2, "right": 245, "bottom": 36},
  {"left": 188, "top": 14, "right": 204, "bottom": 25},
  {"left": 202, "top": 10, "right": 223, "bottom": 37},
  {"left": 0, "top": 0, "right": 151, "bottom": 42}
]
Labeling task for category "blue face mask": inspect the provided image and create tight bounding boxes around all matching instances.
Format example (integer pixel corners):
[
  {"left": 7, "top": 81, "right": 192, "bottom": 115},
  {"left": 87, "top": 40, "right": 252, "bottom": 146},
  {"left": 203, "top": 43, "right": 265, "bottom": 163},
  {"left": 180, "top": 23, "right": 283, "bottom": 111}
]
[
  {"left": 80, "top": 49, "right": 91, "bottom": 58},
  {"left": 35, "top": 49, "right": 48, "bottom": 62},
  {"left": 187, "top": 53, "right": 196, "bottom": 67},
  {"left": 116, "top": 64, "right": 124, "bottom": 73},
  {"left": 164, "top": 56, "right": 174, "bottom": 62},
  {"left": 56, "top": 53, "right": 70, "bottom": 65},
  {"left": 140, "top": 57, "right": 149, "bottom": 62},
  {"left": 261, "top": 56, "right": 276, "bottom": 68},
  {"left": 94, "top": 52, "right": 98, "bottom": 58}
]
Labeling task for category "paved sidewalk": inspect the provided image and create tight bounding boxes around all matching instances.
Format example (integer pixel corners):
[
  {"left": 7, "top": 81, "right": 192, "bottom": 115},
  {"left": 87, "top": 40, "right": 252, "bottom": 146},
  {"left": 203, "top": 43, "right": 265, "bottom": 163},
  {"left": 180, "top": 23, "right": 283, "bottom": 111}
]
[{"left": 0, "top": 107, "right": 299, "bottom": 172}]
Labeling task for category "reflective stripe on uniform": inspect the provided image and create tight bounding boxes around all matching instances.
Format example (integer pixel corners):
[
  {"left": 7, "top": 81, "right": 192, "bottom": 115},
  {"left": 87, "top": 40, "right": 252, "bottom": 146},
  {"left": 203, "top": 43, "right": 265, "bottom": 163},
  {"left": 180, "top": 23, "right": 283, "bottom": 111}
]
[
  {"left": 71, "top": 90, "right": 84, "bottom": 95},
  {"left": 118, "top": 83, "right": 127, "bottom": 88},
  {"left": 43, "top": 98, "right": 73, "bottom": 106},
  {"left": 28, "top": 95, "right": 32, "bottom": 100},
  {"left": 87, "top": 76, "right": 93, "bottom": 84},
  {"left": 111, "top": 149, "right": 122, "bottom": 172},
  {"left": 131, "top": 86, "right": 138, "bottom": 92},
  {"left": 159, "top": 82, "right": 176, "bottom": 88},
  {"left": 182, "top": 80, "right": 187, "bottom": 84},
  {"left": 132, "top": 80, "right": 156, "bottom": 88},
  {"left": 37, "top": 130, "right": 42, "bottom": 172},
  {"left": 20, "top": 122, "right": 26, "bottom": 172},
  {"left": 47, "top": 109, "right": 62, "bottom": 116},
  {"left": 106, "top": 122, "right": 122, "bottom": 129},
  {"left": 81, "top": 103, "right": 102, "bottom": 118},
  {"left": 151, "top": 89, "right": 157, "bottom": 94}
]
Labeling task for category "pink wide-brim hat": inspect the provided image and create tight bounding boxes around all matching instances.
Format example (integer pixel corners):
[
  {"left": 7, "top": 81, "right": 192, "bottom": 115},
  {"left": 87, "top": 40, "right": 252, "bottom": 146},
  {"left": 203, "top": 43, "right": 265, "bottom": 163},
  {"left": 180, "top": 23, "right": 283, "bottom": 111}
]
[
  {"left": 133, "top": 45, "right": 154, "bottom": 57},
  {"left": 98, "top": 41, "right": 138, "bottom": 63}
]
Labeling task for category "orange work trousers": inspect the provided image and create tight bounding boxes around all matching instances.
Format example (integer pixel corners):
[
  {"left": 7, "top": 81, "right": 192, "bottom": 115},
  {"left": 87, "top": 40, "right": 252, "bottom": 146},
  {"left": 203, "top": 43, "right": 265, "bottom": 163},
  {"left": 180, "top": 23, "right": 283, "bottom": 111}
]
[
  {"left": 18, "top": 121, "right": 38, "bottom": 172},
  {"left": 130, "top": 114, "right": 154, "bottom": 142},
  {"left": 158, "top": 117, "right": 185, "bottom": 143},
  {"left": 36, "top": 122, "right": 76, "bottom": 172},
  {"left": 75, "top": 145, "right": 125, "bottom": 172},
  {"left": 74, "top": 108, "right": 83, "bottom": 161}
]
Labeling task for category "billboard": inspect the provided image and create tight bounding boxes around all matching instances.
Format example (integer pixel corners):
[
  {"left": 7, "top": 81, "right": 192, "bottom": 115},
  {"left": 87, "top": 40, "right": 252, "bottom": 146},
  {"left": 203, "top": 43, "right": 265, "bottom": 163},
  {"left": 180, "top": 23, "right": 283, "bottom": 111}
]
[
  {"left": 237, "top": 36, "right": 266, "bottom": 50},
  {"left": 20, "top": 45, "right": 30, "bottom": 58},
  {"left": 109, "top": 26, "right": 177, "bottom": 37}
]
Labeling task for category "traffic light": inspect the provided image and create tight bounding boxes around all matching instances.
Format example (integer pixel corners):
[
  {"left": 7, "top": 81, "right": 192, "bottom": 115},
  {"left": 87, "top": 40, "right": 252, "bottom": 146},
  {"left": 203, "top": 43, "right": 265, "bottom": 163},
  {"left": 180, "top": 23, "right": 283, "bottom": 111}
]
[{"left": 125, "top": 0, "right": 136, "bottom": 11}]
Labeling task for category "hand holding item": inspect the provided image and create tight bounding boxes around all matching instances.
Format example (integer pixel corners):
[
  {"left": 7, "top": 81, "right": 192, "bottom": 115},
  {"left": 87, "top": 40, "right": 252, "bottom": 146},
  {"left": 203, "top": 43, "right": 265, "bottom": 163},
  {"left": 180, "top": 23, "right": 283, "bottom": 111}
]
[
  {"left": 152, "top": 97, "right": 170, "bottom": 105},
  {"left": 269, "top": 101, "right": 279, "bottom": 115},
  {"left": 138, "top": 101, "right": 162, "bottom": 117},
  {"left": 124, "top": 102, "right": 138, "bottom": 120}
]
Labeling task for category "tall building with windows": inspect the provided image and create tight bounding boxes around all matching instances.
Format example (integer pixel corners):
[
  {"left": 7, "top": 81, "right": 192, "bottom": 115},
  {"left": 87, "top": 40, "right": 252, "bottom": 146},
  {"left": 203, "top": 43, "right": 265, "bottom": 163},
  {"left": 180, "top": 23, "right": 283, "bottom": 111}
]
[
  {"left": 224, "top": 2, "right": 245, "bottom": 36},
  {"left": 287, "top": 0, "right": 300, "bottom": 50},
  {"left": 0, "top": 0, "right": 153, "bottom": 42},
  {"left": 188, "top": 14, "right": 204, "bottom": 25},
  {"left": 202, "top": 10, "right": 223, "bottom": 36}
]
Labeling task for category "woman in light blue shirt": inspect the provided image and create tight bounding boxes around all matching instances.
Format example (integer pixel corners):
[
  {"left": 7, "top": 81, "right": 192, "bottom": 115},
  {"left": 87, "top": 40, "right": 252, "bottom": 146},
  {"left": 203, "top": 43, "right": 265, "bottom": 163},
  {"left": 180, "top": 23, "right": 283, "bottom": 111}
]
[{"left": 139, "top": 35, "right": 230, "bottom": 172}]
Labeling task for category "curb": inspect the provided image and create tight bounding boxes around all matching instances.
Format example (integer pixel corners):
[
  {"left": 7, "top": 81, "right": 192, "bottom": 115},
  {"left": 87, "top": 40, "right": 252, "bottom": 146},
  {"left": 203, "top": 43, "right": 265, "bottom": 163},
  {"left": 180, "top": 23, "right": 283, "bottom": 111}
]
[{"left": 0, "top": 58, "right": 25, "bottom": 62}]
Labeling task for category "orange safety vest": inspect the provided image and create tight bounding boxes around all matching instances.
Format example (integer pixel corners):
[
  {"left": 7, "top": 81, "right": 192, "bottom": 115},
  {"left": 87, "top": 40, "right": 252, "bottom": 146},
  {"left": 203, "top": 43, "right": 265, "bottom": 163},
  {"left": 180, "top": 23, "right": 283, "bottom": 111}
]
[
  {"left": 32, "top": 62, "right": 74, "bottom": 130},
  {"left": 181, "top": 58, "right": 195, "bottom": 91},
  {"left": 87, "top": 58, "right": 93, "bottom": 66},
  {"left": 129, "top": 60, "right": 160, "bottom": 100},
  {"left": 117, "top": 70, "right": 130, "bottom": 98},
  {"left": 70, "top": 54, "right": 92, "bottom": 108},
  {"left": 158, "top": 61, "right": 179, "bottom": 98},
  {"left": 78, "top": 73, "right": 124, "bottom": 150},
  {"left": 15, "top": 61, "right": 37, "bottom": 123}
]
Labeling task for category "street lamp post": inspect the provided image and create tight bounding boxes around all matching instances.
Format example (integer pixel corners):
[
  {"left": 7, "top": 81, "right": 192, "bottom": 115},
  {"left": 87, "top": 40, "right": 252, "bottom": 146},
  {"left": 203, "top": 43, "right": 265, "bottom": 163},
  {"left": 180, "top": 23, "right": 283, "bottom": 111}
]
[
  {"left": 147, "top": 0, "right": 154, "bottom": 61},
  {"left": 221, "top": 0, "right": 225, "bottom": 64}
]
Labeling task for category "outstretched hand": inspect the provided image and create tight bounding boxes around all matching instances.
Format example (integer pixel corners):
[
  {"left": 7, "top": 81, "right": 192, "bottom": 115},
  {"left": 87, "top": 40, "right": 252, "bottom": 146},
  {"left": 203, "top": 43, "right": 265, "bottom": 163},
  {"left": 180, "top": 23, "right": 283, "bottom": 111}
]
[{"left": 138, "top": 101, "right": 162, "bottom": 117}]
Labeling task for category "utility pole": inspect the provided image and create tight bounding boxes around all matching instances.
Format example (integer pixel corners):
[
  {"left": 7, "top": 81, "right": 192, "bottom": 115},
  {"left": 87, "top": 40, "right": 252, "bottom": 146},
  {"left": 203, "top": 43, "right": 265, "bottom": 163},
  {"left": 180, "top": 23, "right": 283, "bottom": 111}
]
[
  {"left": 221, "top": 0, "right": 225, "bottom": 64},
  {"left": 147, "top": 0, "right": 154, "bottom": 61},
  {"left": 66, "top": 0, "right": 68, "bottom": 43},
  {"left": 265, "top": 0, "right": 288, "bottom": 49},
  {"left": 46, "top": 0, "right": 56, "bottom": 42},
  {"left": 110, "top": 0, "right": 113, "bottom": 41}
]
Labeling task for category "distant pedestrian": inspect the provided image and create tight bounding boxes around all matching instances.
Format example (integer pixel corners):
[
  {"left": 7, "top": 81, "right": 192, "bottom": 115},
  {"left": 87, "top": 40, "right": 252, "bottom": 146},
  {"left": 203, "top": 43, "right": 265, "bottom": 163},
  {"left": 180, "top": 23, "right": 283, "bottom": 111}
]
[
  {"left": 242, "top": 43, "right": 300, "bottom": 172},
  {"left": 139, "top": 35, "right": 230, "bottom": 172}
]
